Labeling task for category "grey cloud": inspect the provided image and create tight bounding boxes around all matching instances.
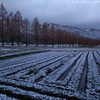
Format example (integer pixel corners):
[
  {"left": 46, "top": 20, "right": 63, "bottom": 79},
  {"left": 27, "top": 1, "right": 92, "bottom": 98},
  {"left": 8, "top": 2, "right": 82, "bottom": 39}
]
[{"left": 0, "top": 0, "right": 100, "bottom": 28}]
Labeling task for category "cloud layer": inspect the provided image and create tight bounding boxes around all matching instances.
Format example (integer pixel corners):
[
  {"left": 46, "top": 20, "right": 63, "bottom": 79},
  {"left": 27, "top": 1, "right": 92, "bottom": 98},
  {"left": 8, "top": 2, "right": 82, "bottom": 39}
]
[{"left": 1, "top": 0, "right": 100, "bottom": 28}]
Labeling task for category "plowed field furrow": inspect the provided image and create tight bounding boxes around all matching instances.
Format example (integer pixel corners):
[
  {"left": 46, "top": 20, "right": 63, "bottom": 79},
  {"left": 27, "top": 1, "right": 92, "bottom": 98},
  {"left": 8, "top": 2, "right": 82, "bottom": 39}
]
[
  {"left": 0, "top": 50, "right": 99, "bottom": 100},
  {"left": 5, "top": 53, "right": 77, "bottom": 81},
  {"left": 86, "top": 52, "right": 100, "bottom": 99},
  {"left": 18, "top": 56, "right": 70, "bottom": 82},
  {"left": 62, "top": 52, "right": 88, "bottom": 86},
  {"left": 78, "top": 53, "right": 89, "bottom": 92},
  {"left": 0, "top": 50, "right": 50, "bottom": 61},
  {"left": 0, "top": 52, "right": 66, "bottom": 68},
  {"left": 41, "top": 52, "right": 83, "bottom": 83},
  {"left": 92, "top": 52, "right": 100, "bottom": 74},
  {"left": 5, "top": 54, "right": 71, "bottom": 76},
  {"left": 7, "top": 54, "right": 75, "bottom": 79},
  {"left": 0, "top": 52, "right": 43, "bottom": 63},
  {"left": 0, "top": 79, "right": 79, "bottom": 100},
  {"left": 0, "top": 53, "right": 67, "bottom": 74},
  {"left": 57, "top": 53, "right": 83, "bottom": 81},
  {"left": 0, "top": 85, "right": 64, "bottom": 100},
  {"left": 0, "top": 52, "right": 58, "bottom": 68},
  {"left": 0, "top": 52, "right": 65, "bottom": 72},
  {"left": 65, "top": 53, "right": 87, "bottom": 92},
  {"left": 97, "top": 52, "right": 100, "bottom": 56},
  {"left": 38, "top": 55, "right": 71, "bottom": 70},
  {"left": 34, "top": 55, "right": 72, "bottom": 82},
  {"left": 22, "top": 53, "right": 78, "bottom": 83},
  {"left": 0, "top": 93, "right": 18, "bottom": 100},
  {"left": 39, "top": 67, "right": 65, "bottom": 82}
]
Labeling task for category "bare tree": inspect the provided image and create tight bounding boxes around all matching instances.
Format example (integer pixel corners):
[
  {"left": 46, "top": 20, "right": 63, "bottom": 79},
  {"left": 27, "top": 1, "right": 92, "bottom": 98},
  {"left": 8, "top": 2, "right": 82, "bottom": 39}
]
[
  {"left": 0, "top": 3, "right": 7, "bottom": 46},
  {"left": 8, "top": 12, "right": 14, "bottom": 46},
  {"left": 41, "top": 22, "right": 49, "bottom": 47},
  {"left": 31, "top": 17, "right": 40, "bottom": 47},
  {"left": 55, "top": 28, "right": 62, "bottom": 47},
  {"left": 50, "top": 23, "right": 55, "bottom": 47},
  {"left": 23, "top": 18, "right": 30, "bottom": 47},
  {"left": 14, "top": 11, "right": 22, "bottom": 46}
]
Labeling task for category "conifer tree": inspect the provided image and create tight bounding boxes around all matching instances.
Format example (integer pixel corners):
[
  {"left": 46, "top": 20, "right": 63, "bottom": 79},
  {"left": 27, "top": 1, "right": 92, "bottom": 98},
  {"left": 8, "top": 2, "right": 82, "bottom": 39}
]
[
  {"left": 31, "top": 17, "right": 40, "bottom": 47},
  {"left": 14, "top": 11, "right": 22, "bottom": 46},
  {"left": 23, "top": 18, "right": 30, "bottom": 46},
  {"left": 0, "top": 3, "right": 7, "bottom": 46}
]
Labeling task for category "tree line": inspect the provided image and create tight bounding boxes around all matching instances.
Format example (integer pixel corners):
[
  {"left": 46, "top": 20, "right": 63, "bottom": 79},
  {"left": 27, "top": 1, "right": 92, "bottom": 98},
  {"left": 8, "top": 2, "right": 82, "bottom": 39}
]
[{"left": 0, "top": 3, "right": 100, "bottom": 47}]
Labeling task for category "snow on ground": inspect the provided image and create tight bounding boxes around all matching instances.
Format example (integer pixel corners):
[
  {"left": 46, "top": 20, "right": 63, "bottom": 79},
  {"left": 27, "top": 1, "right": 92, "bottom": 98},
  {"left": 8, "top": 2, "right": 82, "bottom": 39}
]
[
  {"left": 0, "top": 94, "right": 18, "bottom": 100},
  {"left": 0, "top": 47, "right": 100, "bottom": 99}
]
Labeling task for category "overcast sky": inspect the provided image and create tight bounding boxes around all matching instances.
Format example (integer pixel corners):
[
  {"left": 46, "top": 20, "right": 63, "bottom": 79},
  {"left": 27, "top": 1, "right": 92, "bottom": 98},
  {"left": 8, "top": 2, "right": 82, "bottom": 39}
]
[{"left": 1, "top": 0, "right": 100, "bottom": 29}]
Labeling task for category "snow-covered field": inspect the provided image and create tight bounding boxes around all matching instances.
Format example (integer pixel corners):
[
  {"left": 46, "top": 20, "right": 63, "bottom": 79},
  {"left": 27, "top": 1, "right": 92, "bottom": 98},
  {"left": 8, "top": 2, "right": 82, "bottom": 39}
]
[{"left": 0, "top": 48, "right": 100, "bottom": 100}]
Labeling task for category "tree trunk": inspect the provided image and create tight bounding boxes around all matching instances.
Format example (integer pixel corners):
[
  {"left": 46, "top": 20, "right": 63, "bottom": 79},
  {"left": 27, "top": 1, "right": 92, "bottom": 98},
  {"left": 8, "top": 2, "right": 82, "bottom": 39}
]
[
  {"left": 1, "top": 17, "right": 4, "bottom": 47},
  {"left": 11, "top": 33, "right": 14, "bottom": 47}
]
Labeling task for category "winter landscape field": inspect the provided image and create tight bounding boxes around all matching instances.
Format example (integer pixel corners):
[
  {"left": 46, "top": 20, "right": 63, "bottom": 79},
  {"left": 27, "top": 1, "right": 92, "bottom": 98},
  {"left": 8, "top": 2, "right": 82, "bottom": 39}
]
[
  {"left": 0, "top": 47, "right": 100, "bottom": 100},
  {"left": 0, "top": 0, "right": 100, "bottom": 99}
]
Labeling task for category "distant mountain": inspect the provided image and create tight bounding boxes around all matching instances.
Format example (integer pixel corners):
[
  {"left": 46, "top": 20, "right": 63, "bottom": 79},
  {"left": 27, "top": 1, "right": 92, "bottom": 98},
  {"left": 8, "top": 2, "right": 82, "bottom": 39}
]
[{"left": 52, "top": 24, "right": 100, "bottom": 40}]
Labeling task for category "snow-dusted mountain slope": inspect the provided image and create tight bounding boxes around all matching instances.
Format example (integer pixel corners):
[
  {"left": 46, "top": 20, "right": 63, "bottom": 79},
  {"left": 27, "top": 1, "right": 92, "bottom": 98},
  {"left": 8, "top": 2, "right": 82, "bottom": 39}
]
[{"left": 53, "top": 24, "right": 100, "bottom": 40}]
